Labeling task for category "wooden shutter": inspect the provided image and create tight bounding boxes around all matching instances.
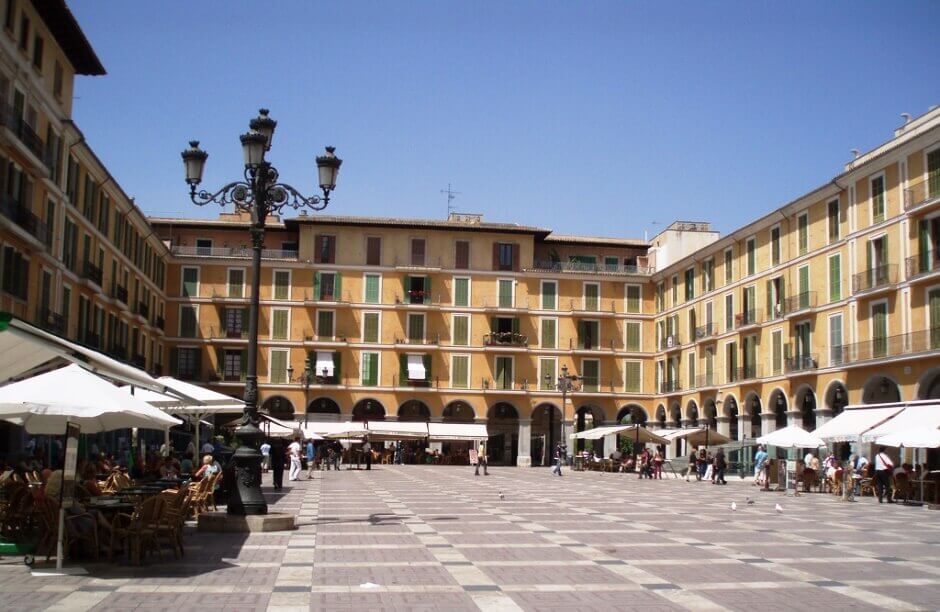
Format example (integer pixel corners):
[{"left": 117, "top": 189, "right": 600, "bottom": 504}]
[
  {"left": 334, "top": 273, "right": 342, "bottom": 301},
  {"left": 333, "top": 351, "right": 342, "bottom": 383},
  {"left": 327, "top": 236, "right": 336, "bottom": 263},
  {"left": 366, "top": 236, "right": 381, "bottom": 266},
  {"left": 313, "top": 272, "right": 320, "bottom": 301},
  {"left": 512, "top": 243, "right": 520, "bottom": 271},
  {"left": 920, "top": 220, "right": 930, "bottom": 272},
  {"left": 626, "top": 322, "right": 639, "bottom": 351},
  {"left": 314, "top": 234, "right": 323, "bottom": 263},
  {"left": 492, "top": 242, "right": 500, "bottom": 271},
  {"left": 829, "top": 255, "right": 840, "bottom": 302},
  {"left": 411, "top": 239, "right": 425, "bottom": 266},
  {"left": 765, "top": 280, "right": 772, "bottom": 316},
  {"left": 399, "top": 354, "right": 407, "bottom": 383},
  {"left": 423, "top": 354, "right": 431, "bottom": 381},
  {"left": 455, "top": 240, "right": 469, "bottom": 269}
]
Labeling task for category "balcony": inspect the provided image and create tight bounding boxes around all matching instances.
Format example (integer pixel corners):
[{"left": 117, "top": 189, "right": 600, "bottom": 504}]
[
  {"left": 37, "top": 307, "right": 64, "bottom": 335},
  {"left": 852, "top": 264, "right": 897, "bottom": 294},
  {"left": 154, "top": 316, "right": 165, "bottom": 331},
  {"left": 210, "top": 326, "right": 248, "bottom": 340},
  {"left": 107, "top": 344, "right": 127, "bottom": 360},
  {"left": 906, "top": 251, "right": 940, "bottom": 281},
  {"left": 408, "top": 290, "right": 430, "bottom": 305},
  {"left": 728, "top": 364, "right": 762, "bottom": 383},
  {"left": 395, "top": 335, "right": 440, "bottom": 345},
  {"left": 695, "top": 373, "right": 717, "bottom": 388},
  {"left": 82, "top": 262, "right": 103, "bottom": 287},
  {"left": 111, "top": 283, "right": 128, "bottom": 304},
  {"left": 0, "top": 100, "right": 47, "bottom": 163},
  {"left": 659, "top": 380, "right": 682, "bottom": 394},
  {"left": 782, "top": 292, "right": 816, "bottom": 316},
  {"left": 694, "top": 323, "right": 717, "bottom": 340},
  {"left": 136, "top": 301, "right": 149, "bottom": 319},
  {"left": 83, "top": 332, "right": 100, "bottom": 349},
  {"left": 903, "top": 175, "right": 940, "bottom": 212},
  {"left": 0, "top": 195, "right": 49, "bottom": 246},
  {"left": 170, "top": 245, "right": 299, "bottom": 260},
  {"left": 837, "top": 328, "right": 940, "bottom": 364},
  {"left": 785, "top": 353, "right": 818, "bottom": 373},
  {"left": 483, "top": 332, "right": 527, "bottom": 347},
  {"left": 131, "top": 354, "right": 146, "bottom": 369},
  {"left": 527, "top": 260, "right": 653, "bottom": 276},
  {"left": 570, "top": 337, "right": 619, "bottom": 351},
  {"left": 659, "top": 334, "right": 682, "bottom": 351},
  {"left": 734, "top": 309, "right": 762, "bottom": 329}
]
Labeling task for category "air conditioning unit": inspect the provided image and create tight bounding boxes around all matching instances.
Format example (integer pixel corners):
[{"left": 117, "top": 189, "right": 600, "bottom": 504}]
[{"left": 666, "top": 336, "right": 675, "bottom": 348}]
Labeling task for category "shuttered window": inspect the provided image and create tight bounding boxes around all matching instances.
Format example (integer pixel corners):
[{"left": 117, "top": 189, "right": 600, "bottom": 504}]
[
  {"left": 451, "top": 355, "right": 469, "bottom": 388},
  {"left": 269, "top": 349, "right": 288, "bottom": 384},
  {"left": 829, "top": 314, "right": 844, "bottom": 365},
  {"left": 495, "top": 356, "right": 512, "bottom": 389},
  {"left": 625, "top": 285, "right": 640, "bottom": 313},
  {"left": 271, "top": 309, "right": 289, "bottom": 340},
  {"left": 772, "top": 329, "right": 782, "bottom": 375},
  {"left": 315, "top": 235, "right": 336, "bottom": 264},
  {"left": 452, "top": 315, "right": 469, "bottom": 346},
  {"left": 540, "top": 358, "right": 556, "bottom": 390},
  {"left": 454, "top": 240, "right": 470, "bottom": 269},
  {"left": 541, "top": 281, "right": 557, "bottom": 310},
  {"left": 182, "top": 267, "right": 198, "bottom": 297},
  {"left": 364, "top": 274, "right": 380, "bottom": 303},
  {"left": 930, "top": 289, "right": 940, "bottom": 349},
  {"left": 411, "top": 238, "right": 425, "bottom": 266},
  {"left": 746, "top": 238, "right": 756, "bottom": 275},
  {"left": 871, "top": 175, "right": 885, "bottom": 223},
  {"left": 227, "top": 269, "right": 244, "bottom": 298},
  {"left": 828, "top": 254, "right": 841, "bottom": 302},
  {"left": 770, "top": 227, "right": 780, "bottom": 266},
  {"left": 929, "top": 149, "right": 940, "bottom": 199},
  {"left": 316, "top": 310, "right": 334, "bottom": 340},
  {"left": 581, "top": 360, "right": 599, "bottom": 392},
  {"left": 625, "top": 321, "right": 640, "bottom": 351},
  {"left": 827, "top": 199, "right": 840, "bottom": 243},
  {"left": 798, "top": 214, "right": 808, "bottom": 255},
  {"left": 362, "top": 312, "right": 379, "bottom": 343},
  {"left": 540, "top": 318, "right": 556, "bottom": 349},
  {"left": 179, "top": 305, "right": 197, "bottom": 337},
  {"left": 273, "top": 270, "right": 290, "bottom": 300},
  {"left": 361, "top": 352, "right": 379, "bottom": 386},
  {"left": 872, "top": 302, "right": 887, "bottom": 357},
  {"left": 453, "top": 277, "right": 469, "bottom": 306},
  {"left": 408, "top": 313, "right": 424, "bottom": 343},
  {"left": 498, "top": 279, "right": 513, "bottom": 308},
  {"left": 624, "top": 361, "right": 641, "bottom": 393},
  {"left": 724, "top": 249, "right": 733, "bottom": 284},
  {"left": 798, "top": 265, "right": 810, "bottom": 309},
  {"left": 584, "top": 283, "right": 599, "bottom": 311},
  {"left": 366, "top": 236, "right": 381, "bottom": 266}
]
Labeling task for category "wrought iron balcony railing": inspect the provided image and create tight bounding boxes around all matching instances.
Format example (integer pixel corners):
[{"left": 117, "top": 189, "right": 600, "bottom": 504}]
[
  {"left": 659, "top": 380, "right": 682, "bottom": 394},
  {"left": 734, "top": 309, "right": 762, "bottom": 329},
  {"left": 82, "top": 261, "right": 103, "bottom": 286},
  {"left": 837, "top": 328, "right": 940, "bottom": 364},
  {"left": 785, "top": 353, "right": 818, "bottom": 373},
  {"left": 0, "top": 195, "right": 49, "bottom": 245},
  {"left": 694, "top": 323, "right": 717, "bottom": 340},
  {"left": 782, "top": 291, "right": 816, "bottom": 315},
  {"left": 906, "top": 250, "right": 940, "bottom": 280},
  {"left": 903, "top": 175, "right": 940, "bottom": 212},
  {"left": 528, "top": 260, "right": 653, "bottom": 276},
  {"left": 852, "top": 264, "right": 897, "bottom": 294},
  {"left": 171, "top": 245, "right": 299, "bottom": 260},
  {"left": 0, "top": 100, "right": 46, "bottom": 162},
  {"left": 483, "top": 332, "right": 527, "bottom": 347}
]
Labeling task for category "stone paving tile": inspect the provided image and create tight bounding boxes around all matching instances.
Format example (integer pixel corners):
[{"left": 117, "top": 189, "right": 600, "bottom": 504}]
[
  {"left": 311, "top": 565, "right": 458, "bottom": 586},
  {"left": 308, "top": 591, "right": 478, "bottom": 611},
  {"left": 506, "top": 589, "right": 686, "bottom": 611},
  {"left": 479, "top": 564, "right": 625, "bottom": 585},
  {"left": 865, "top": 585, "right": 940, "bottom": 609}
]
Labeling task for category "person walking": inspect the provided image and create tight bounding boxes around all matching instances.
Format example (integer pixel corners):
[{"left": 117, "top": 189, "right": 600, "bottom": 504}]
[
  {"left": 551, "top": 442, "right": 564, "bottom": 476},
  {"left": 753, "top": 445, "right": 768, "bottom": 485},
  {"left": 652, "top": 449, "right": 664, "bottom": 479},
  {"left": 306, "top": 438, "right": 317, "bottom": 479},
  {"left": 270, "top": 438, "right": 285, "bottom": 490},
  {"left": 475, "top": 441, "right": 489, "bottom": 476},
  {"left": 260, "top": 441, "right": 271, "bottom": 473},
  {"left": 363, "top": 438, "right": 372, "bottom": 470},
  {"left": 714, "top": 448, "right": 727, "bottom": 485},
  {"left": 874, "top": 446, "right": 894, "bottom": 503},
  {"left": 686, "top": 448, "right": 698, "bottom": 482},
  {"left": 288, "top": 436, "right": 302, "bottom": 481}
]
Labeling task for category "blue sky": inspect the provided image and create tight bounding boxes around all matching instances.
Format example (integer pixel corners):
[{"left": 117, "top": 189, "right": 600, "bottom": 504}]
[{"left": 68, "top": 1, "right": 940, "bottom": 239}]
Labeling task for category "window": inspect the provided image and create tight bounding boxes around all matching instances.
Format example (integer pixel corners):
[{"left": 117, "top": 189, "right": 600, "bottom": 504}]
[
  {"left": 724, "top": 293, "right": 734, "bottom": 332},
  {"left": 540, "top": 317, "right": 557, "bottom": 348},
  {"left": 497, "top": 279, "right": 514, "bottom": 308},
  {"left": 365, "top": 236, "right": 381, "bottom": 266},
  {"left": 655, "top": 282, "right": 664, "bottom": 312},
  {"left": 181, "top": 267, "right": 198, "bottom": 297},
  {"left": 60, "top": 285, "right": 71, "bottom": 335},
  {"left": 671, "top": 275, "right": 678, "bottom": 305},
  {"left": 625, "top": 321, "right": 640, "bottom": 351},
  {"left": 604, "top": 256, "right": 619, "bottom": 271},
  {"left": 871, "top": 302, "right": 888, "bottom": 357},
  {"left": 314, "top": 271, "right": 339, "bottom": 301},
  {"left": 541, "top": 280, "right": 557, "bottom": 310},
  {"left": 62, "top": 217, "right": 77, "bottom": 270},
  {"left": 453, "top": 277, "right": 470, "bottom": 307},
  {"left": 452, "top": 314, "right": 469, "bottom": 346},
  {"left": 494, "top": 356, "right": 513, "bottom": 390},
  {"left": 315, "top": 234, "right": 335, "bottom": 264},
  {"left": 407, "top": 313, "right": 425, "bottom": 343},
  {"left": 454, "top": 240, "right": 469, "bottom": 269},
  {"left": 53, "top": 61, "right": 63, "bottom": 99},
  {"left": 703, "top": 348, "right": 714, "bottom": 385},
  {"left": 271, "top": 309, "right": 289, "bottom": 340},
  {"left": 827, "top": 199, "right": 840, "bottom": 243},
  {"left": 0, "top": 245, "right": 27, "bottom": 301},
  {"left": 930, "top": 289, "right": 940, "bottom": 349},
  {"left": 871, "top": 175, "right": 885, "bottom": 223},
  {"left": 494, "top": 242, "right": 516, "bottom": 271},
  {"left": 828, "top": 254, "right": 841, "bottom": 302},
  {"left": 31, "top": 34, "right": 42, "bottom": 70},
  {"left": 451, "top": 355, "right": 470, "bottom": 388},
  {"left": 746, "top": 238, "right": 756, "bottom": 276},
  {"left": 227, "top": 269, "right": 244, "bottom": 298},
  {"left": 702, "top": 259, "right": 714, "bottom": 293},
  {"left": 798, "top": 265, "right": 810, "bottom": 309},
  {"left": 224, "top": 307, "right": 245, "bottom": 337},
  {"left": 584, "top": 282, "right": 599, "bottom": 311},
  {"left": 362, "top": 312, "right": 380, "bottom": 343},
  {"left": 687, "top": 352, "right": 696, "bottom": 388},
  {"left": 179, "top": 305, "right": 197, "bottom": 338},
  {"left": 771, "top": 329, "right": 783, "bottom": 375},
  {"left": 363, "top": 273, "right": 380, "bottom": 303},
  {"left": 724, "top": 248, "right": 733, "bottom": 284},
  {"left": 4, "top": 0, "right": 14, "bottom": 31},
  {"left": 624, "top": 361, "right": 641, "bottom": 393},
  {"left": 725, "top": 341, "right": 737, "bottom": 383},
  {"left": 411, "top": 238, "right": 425, "bottom": 266},
  {"left": 223, "top": 350, "right": 243, "bottom": 382},
  {"left": 360, "top": 352, "right": 379, "bottom": 386},
  {"left": 684, "top": 267, "right": 694, "bottom": 301},
  {"left": 770, "top": 226, "right": 780, "bottom": 266},
  {"left": 539, "top": 358, "right": 557, "bottom": 390},
  {"left": 405, "top": 275, "right": 429, "bottom": 304},
  {"left": 18, "top": 14, "right": 28, "bottom": 51},
  {"left": 273, "top": 270, "right": 290, "bottom": 300},
  {"left": 316, "top": 310, "right": 334, "bottom": 340},
  {"left": 797, "top": 213, "right": 809, "bottom": 255},
  {"left": 269, "top": 349, "right": 288, "bottom": 384},
  {"left": 625, "top": 284, "right": 641, "bottom": 313},
  {"left": 829, "top": 314, "right": 843, "bottom": 366},
  {"left": 175, "top": 347, "right": 199, "bottom": 380},
  {"left": 581, "top": 359, "right": 599, "bottom": 392},
  {"left": 577, "top": 320, "right": 599, "bottom": 350}
]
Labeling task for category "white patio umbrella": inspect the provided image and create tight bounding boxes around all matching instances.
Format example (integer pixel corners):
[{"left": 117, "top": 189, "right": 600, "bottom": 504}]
[
  {"left": 0, "top": 364, "right": 181, "bottom": 434},
  {"left": 756, "top": 425, "right": 825, "bottom": 449},
  {"left": 875, "top": 429, "right": 940, "bottom": 449}
]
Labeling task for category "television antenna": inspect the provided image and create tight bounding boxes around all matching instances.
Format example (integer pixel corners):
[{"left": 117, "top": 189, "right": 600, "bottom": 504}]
[{"left": 441, "top": 183, "right": 461, "bottom": 217}]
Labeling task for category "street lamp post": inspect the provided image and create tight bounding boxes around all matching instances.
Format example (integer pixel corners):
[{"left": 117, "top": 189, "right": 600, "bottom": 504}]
[
  {"left": 545, "top": 364, "right": 576, "bottom": 462},
  {"left": 182, "top": 109, "right": 341, "bottom": 516}
]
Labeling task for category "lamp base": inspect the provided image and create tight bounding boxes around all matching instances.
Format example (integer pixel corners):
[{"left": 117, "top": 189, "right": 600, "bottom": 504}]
[{"left": 227, "top": 422, "right": 268, "bottom": 516}]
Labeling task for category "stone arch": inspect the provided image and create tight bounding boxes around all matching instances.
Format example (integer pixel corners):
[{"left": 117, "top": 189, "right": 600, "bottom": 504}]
[
  {"left": 703, "top": 398, "right": 718, "bottom": 430},
  {"left": 398, "top": 399, "right": 431, "bottom": 422},
  {"left": 721, "top": 392, "right": 739, "bottom": 418},
  {"left": 669, "top": 401, "right": 682, "bottom": 427},
  {"left": 744, "top": 392, "right": 762, "bottom": 439},
  {"left": 617, "top": 404, "right": 648, "bottom": 425},
  {"left": 794, "top": 384, "right": 817, "bottom": 431},
  {"left": 915, "top": 367, "right": 940, "bottom": 400},
  {"left": 685, "top": 400, "right": 699, "bottom": 427},
  {"left": 261, "top": 395, "right": 295, "bottom": 420},
  {"left": 306, "top": 397, "right": 341, "bottom": 417},
  {"left": 862, "top": 375, "right": 902, "bottom": 404},
  {"left": 352, "top": 398, "right": 386, "bottom": 421},
  {"left": 574, "top": 404, "right": 605, "bottom": 452},
  {"left": 767, "top": 388, "right": 788, "bottom": 429},
  {"left": 442, "top": 400, "right": 476, "bottom": 422},
  {"left": 655, "top": 404, "right": 667, "bottom": 428},
  {"left": 486, "top": 402, "right": 519, "bottom": 466},
  {"left": 532, "top": 403, "right": 563, "bottom": 465},
  {"left": 823, "top": 379, "right": 849, "bottom": 416}
]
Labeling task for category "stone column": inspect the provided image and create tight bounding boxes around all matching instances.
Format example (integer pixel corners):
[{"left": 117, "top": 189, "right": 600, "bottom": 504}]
[
  {"left": 737, "top": 414, "right": 751, "bottom": 441},
  {"left": 717, "top": 416, "right": 731, "bottom": 439},
  {"left": 814, "top": 408, "right": 832, "bottom": 429},
  {"left": 761, "top": 413, "right": 777, "bottom": 435},
  {"left": 786, "top": 410, "right": 801, "bottom": 428},
  {"left": 516, "top": 419, "right": 532, "bottom": 467}
]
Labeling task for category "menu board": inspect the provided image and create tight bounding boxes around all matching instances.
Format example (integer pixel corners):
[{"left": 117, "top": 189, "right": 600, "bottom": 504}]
[{"left": 60, "top": 422, "right": 81, "bottom": 505}]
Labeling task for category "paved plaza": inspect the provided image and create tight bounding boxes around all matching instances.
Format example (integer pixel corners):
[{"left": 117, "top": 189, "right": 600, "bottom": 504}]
[{"left": 1, "top": 466, "right": 939, "bottom": 611}]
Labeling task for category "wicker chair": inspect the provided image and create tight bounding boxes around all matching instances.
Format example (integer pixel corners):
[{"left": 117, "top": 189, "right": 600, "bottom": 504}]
[
  {"left": 156, "top": 490, "right": 191, "bottom": 559},
  {"left": 892, "top": 473, "right": 912, "bottom": 503},
  {"left": 859, "top": 464, "right": 875, "bottom": 497},
  {"left": 36, "top": 497, "right": 99, "bottom": 562},
  {"left": 109, "top": 496, "right": 164, "bottom": 565}
]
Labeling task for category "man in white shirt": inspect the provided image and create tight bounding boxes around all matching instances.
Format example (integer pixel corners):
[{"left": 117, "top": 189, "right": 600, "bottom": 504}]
[
  {"left": 874, "top": 446, "right": 894, "bottom": 503},
  {"left": 260, "top": 442, "right": 271, "bottom": 473},
  {"left": 288, "top": 437, "right": 302, "bottom": 481},
  {"left": 362, "top": 439, "right": 372, "bottom": 471}
]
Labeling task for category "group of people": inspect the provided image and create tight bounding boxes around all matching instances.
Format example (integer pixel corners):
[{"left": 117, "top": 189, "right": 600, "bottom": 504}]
[
  {"left": 258, "top": 437, "right": 377, "bottom": 490},
  {"left": 684, "top": 447, "right": 728, "bottom": 484}
]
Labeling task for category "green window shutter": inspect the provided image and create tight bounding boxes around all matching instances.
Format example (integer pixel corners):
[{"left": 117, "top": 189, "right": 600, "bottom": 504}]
[
  {"left": 779, "top": 275, "right": 785, "bottom": 301},
  {"left": 404, "top": 275, "right": 411, "bottom": 297},
  {"left": 625, "top": 361, "right": 640, "bottom": 392},
  {"left": 452, "top": 355, "right": 468, "bottom": 388},
  {"left": 541, "top": 319, "right": 555, "bottom": 348},
  {"left": 511, "top": 317, "right": 520, "bottom": 334},
  {"left": 829, "top": 255, "right": 841, "bottom": 302},
  {"left": 625, "top": 322, "right": 640, "bottom": 351},
  {"left": 274, "top": 271, "right": 289, "bottom": 300},
  {"left": 772, "top": 332, "right": 782, "bottom": 374},
  {"left": 334, "top": 273, "right": 342, "bottom": 301},
  {"left": 270, "top": 350, "right": 285, "bottom": 383},
  {"left": 577, "top": 320, "right": 586, "bottom": 348},
  {"left": 498, "top": 280, "right": 512, "bottom": 308},
  {"left": 929, "top": 149, "right": 940, "bottom": 198},
  {"left": 798, "top": 266, "right": 809, "bottom": 303},
  {"left": 363, "top": 313, "right": 379, "bottom": 343},
  {"left": 626, "top": 285, "right": 640, "bottom": 313},
  {"left": 317, "top": 310, "right": 333, "bottom": 339},
  {"left": 454, "top": 278, "right": 468, "bottom": 306},
  {"left": 399, "top": 354, "right": 407, "bottom": 383},
  {"left": 273, "top": 310, "right": 288, "bottom": 339},
  {"left": 453, "top": 315, "right": 468, "bottom": 345},
  {"left": 369, "top": 353, "right": 379, "bottom": 386},
  {"left": 542, "top": 282, "right": 556, "bottom": 310},
  {"left": 332, "top": 351, "right": 342, "bottom": 382},
  {"left": 423, "top": 354, "right": 431, "bottom": 381},
  {"left": 182, "top": 268, "right": 197, "bottom": 297},
  {"left": 930, "top": 290, "right": 940, "bottom": 349},
  {"left": 313, "top": 272, "right": 320, "bottom": 301},
  {"left": 214, "top": 346, "right": 223, "bottom": 376},
  {"left": 365, "top": 275, "right": 379, "bottom": 303},
  {"left": 765, "top": 280, "right": 772, "bottom": 317},
  {"left": 424, "top": 277, "right": 431, "bottom": 303},
  {"left": 585, "top": 284, "right": 599, "bottom": 310},
  {"left": 920, "top": 220, "right": 930, "bottom": 272}
]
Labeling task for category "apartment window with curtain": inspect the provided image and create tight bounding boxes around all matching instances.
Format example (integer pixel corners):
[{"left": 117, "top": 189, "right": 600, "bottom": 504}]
[
  {"left": 625, "top": 284, "right": 641, "bottom": 313},
  {"left": 798, "top": 213, "right": 809, "bottom": 255},
  {"left": 451, "top": 355, "right": 469, "bottom": 388},
  {"left": 227, "top": 269, "right": 244, "bottom": 298},
  {"left": 314, "top": 235, "right": 336, "bottom": 264},
  {"left": 316, "top": 310, "right": 334, "bottom": 340},
  {"left": 453, "top": 277, "right": 470, "bottom": 307},
  {"left": 360, "top": 352, "right": 379, "bottom": 386},
  {"left": 871, "top": 175, "right": 885, "bottom": 223},
  {"left": 724, "top": 248, "right": 733, "bottom": 284},
  {"left": 314, "top": 271, "right": 339, "bottom": 301},
  {"left": 452, "top": 314, "right": 469, "bottom": 346},
  {"left": 271, "top": 309, "right": 289, "bottom": 340},
  {"left": 454, "top": 240, "right": 470, "bottom": 270},
  {"left": 179, "top": 305, "right": 197, "bottom": 338},
  {"left": 770, "top": 226, "right": 780, "bottom": 266},
  {"left": 584, "top": 282, "right": 599, "bottom": 311},
  {"left": 540, "top": 358, "right": 557, "bottom": 390},
  {"left": 541, "top": 280, "right": 557, "bottom": 310},
  {"left": 273, "top": 270, "right": 290, "bottom": 300},
  {"left": 540, "top": 317, "right": 557, "bottom": 349},
  {"left": 746, "top": 238, "right": 756, "bottom": 276},
  {"left": 827, "top": 199, "right": 840, "bottom": 243},
  {"left": 828, "top": 254, "right": 841, "bottom": 302},
  {"left": 269, "top": 349, "right": 288, "bottom": 383},
  {"left": 624, "top": 360, "right": 641, "bottom": 393},
  {"left": 684, "top": 267, "right": 694, "bottom": 301},
  {"left": 181, "top": 267, "right": 198, "bottom": 298},
  {"left": 362, "top": 312, "right": 380, "bottom": 343},
  {"left": 625, "top": 321, "right": 640, "bottom": 351},
  {"left": 364, "top": 273, "right": 380, "bottom": 303},
  {"left": 578, "top": 319, "right": 600, "bottom": 350}
]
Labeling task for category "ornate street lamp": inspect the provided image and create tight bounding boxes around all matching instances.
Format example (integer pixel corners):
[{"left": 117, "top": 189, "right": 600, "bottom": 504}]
[
  {"left": 182, "top": 108, "right": 342, "bottom": 516},
  {"left": 545, "top": 364, "right": 576, "bottom": 461}
]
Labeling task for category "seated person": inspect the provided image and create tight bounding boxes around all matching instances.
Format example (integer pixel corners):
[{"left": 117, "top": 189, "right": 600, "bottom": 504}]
[
  {"left": 160, "top": 458, "right": 181, "bottom": 479},
  {"left": 611, "top": 449, "right": 623, "bottom": 462},
  {"left": 194, "top": 454, "right": 221, "bottom": 480}
]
